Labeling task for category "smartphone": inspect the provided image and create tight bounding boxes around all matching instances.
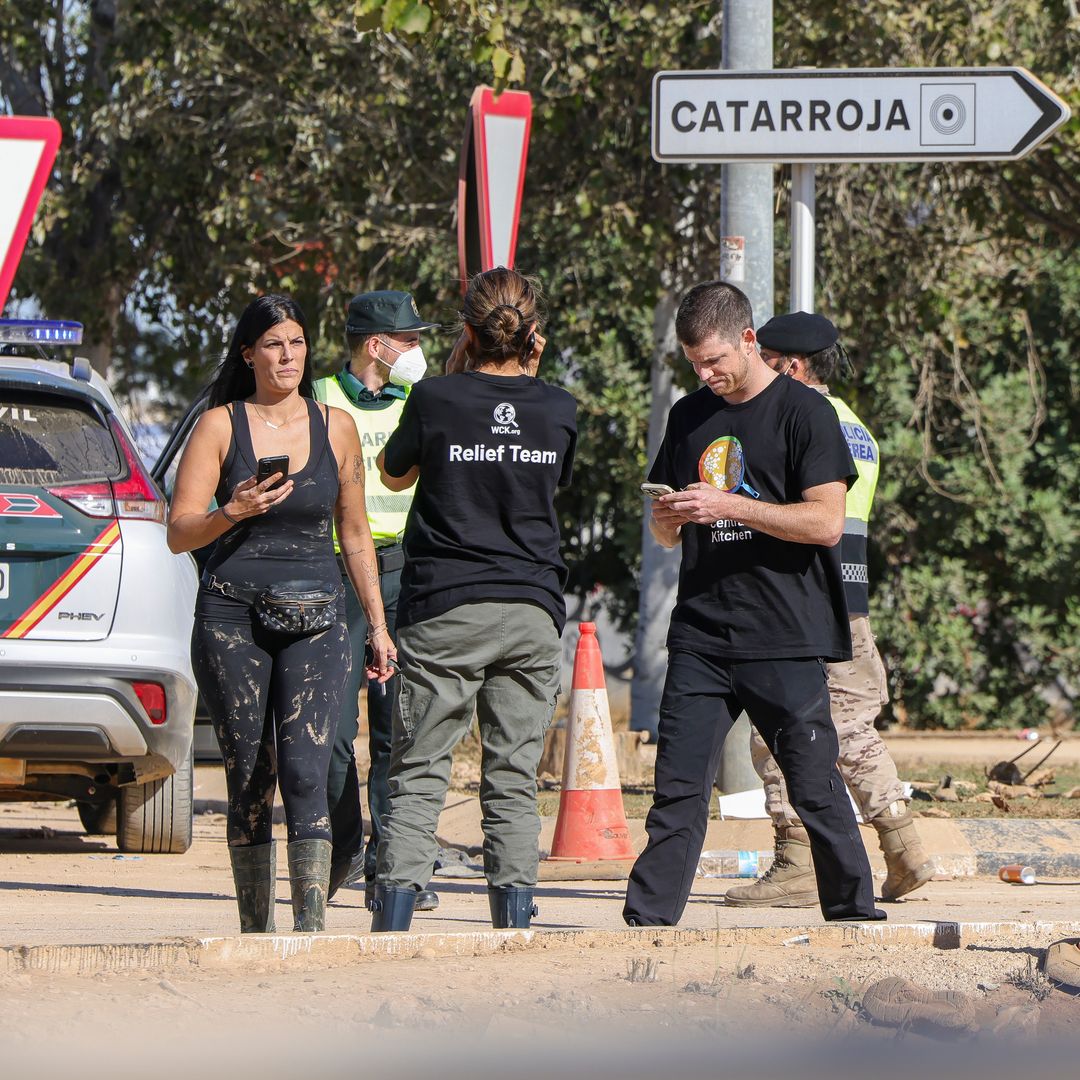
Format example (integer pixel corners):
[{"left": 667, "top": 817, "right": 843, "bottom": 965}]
[
  {"left": 641, "top": 482, "right": 676, "bottom": 499},
  {"left": 256, "top": 455, "right": 289, "bottom": 490}
]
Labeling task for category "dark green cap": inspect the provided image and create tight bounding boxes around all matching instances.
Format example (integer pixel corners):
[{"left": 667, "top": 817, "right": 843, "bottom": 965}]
[{"left": 345, "top": 290, "right": 437, "bottom": 335}]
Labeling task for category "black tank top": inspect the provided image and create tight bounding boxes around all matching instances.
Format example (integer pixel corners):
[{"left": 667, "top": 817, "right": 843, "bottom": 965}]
[{"left": 197, "top": 398, "right": 340, "bottom": 620}]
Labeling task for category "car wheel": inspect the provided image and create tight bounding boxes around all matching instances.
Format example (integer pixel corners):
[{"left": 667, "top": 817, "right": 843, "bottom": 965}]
[
  {"left": 77, "top": 798, "right": 117, "bottom": 836},
  {"left": 117, "top": 749, "right": 194, "bottom": 854}
]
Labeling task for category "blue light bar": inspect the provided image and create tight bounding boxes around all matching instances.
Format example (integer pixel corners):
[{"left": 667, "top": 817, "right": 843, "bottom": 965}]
[{"left": 0, "top": 319, "right": 84, "bottom": 345}]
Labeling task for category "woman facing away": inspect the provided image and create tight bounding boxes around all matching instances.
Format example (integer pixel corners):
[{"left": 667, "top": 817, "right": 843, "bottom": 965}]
[
  {"left": 167, "top": 293, "right": 395, "bottom": 934},
  {"left": 370, "top": 267, "right": 578, "bottom": 932}
]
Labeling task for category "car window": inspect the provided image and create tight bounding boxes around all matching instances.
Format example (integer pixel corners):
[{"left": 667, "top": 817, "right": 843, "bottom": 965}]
[{"left": 0, "top": 391, "right": 121, "bottom": 485}]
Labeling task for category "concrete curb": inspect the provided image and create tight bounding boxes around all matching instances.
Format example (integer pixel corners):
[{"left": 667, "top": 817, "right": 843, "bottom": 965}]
[{"left": 6, "top": 920, "right": 1080, "bottom": 978}]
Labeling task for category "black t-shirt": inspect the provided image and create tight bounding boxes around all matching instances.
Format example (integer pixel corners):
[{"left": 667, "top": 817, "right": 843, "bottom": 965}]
[
  {"left": 649, "top": 375, "right": 856, "bottom": 661},
  {"left": 383, "top": 371, "right": 577, "bottom": 632}
]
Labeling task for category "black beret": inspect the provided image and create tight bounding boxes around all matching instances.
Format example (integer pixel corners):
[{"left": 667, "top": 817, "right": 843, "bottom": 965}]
[{"left": 756, "top": 311, "right": 839, "bottom": 356}]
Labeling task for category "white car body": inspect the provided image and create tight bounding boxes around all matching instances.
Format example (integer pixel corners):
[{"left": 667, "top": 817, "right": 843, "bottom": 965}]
[{"left": 0, "top": 350, "right": 198, "bottom": 852}]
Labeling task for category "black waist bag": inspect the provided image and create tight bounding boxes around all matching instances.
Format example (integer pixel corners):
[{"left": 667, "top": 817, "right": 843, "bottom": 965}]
[{"left": 204, "top": 574, "right": 340, "bottom": 636}]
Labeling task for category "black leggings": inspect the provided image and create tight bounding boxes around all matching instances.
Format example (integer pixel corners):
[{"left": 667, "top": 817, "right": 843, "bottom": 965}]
[{"left": 192, "top": 615, "right": 351, "bottom": 847}]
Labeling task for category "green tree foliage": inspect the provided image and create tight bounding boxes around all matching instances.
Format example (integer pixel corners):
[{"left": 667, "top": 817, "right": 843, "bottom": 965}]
[{"left": 2, "top": 0, "right": 1076, "bottom": 727}]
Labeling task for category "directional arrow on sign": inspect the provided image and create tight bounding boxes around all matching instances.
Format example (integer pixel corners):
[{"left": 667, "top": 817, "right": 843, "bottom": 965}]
[
  {"left": 0, "top": 116, "right": 62, "bottom": 312},
  {"left": 652, "top": 68, "right": 1071, "bottom": 164}
]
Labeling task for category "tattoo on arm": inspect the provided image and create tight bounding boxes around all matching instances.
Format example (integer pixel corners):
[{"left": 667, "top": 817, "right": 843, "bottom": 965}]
[
  {"left": 351, "top": 454, "right": 364, "bottom": 487},
  {"left": 361, "top": 559, "right": 377, "bottom": 587}
]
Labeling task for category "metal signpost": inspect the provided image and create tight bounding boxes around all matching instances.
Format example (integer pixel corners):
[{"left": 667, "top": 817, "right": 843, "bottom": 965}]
[{"left": 651, "top": 68, "right": 1071, "bottom": 311}]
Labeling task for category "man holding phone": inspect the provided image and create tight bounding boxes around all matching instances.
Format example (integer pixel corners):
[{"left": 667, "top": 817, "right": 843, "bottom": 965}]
[
  {"left": 312, "top": 290, "right": 439, "bottom": 910},
  {"left": 724, "top": 311, "right": 933, "bottom": 908},
  {"left": 623, "top": 281, "right": 882, "bottom": 927}
]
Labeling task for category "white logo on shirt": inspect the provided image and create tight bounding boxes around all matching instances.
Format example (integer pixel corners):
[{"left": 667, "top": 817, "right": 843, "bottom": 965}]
[{"left": 491, "top": 402, "right": 521, "bottom": 436}]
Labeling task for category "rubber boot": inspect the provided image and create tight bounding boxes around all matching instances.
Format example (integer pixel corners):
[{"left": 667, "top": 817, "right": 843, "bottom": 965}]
[
  {"left": 488, "top": 886, "right": 538, "bottom": 929},
  {"left": 229, "top": 841, "right": 277, "bottom": 934},
  {"left": 287, "top": 838, "right": 332, "bottom": 932},
  {"left": 724, "top": 823, "right": 818, "bottom": 908},
  {"left": 369, "top": 884, "right": 417, "bottom": 932},
  {"left": 871, "top": 801, "right": 936, "bottom": 900}
]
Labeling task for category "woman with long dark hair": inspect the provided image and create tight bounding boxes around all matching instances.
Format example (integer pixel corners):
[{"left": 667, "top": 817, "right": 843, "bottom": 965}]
[
  {"left": 370, "top": 268, "right": 577, "bottom": 933},
  {"left": 168, "top": 294, "right": 395, "bottom": 933}
]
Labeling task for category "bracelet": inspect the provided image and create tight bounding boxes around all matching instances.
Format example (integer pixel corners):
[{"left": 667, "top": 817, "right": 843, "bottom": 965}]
[
  {"left": 366, "top": 622, "right": 387, "bottom": 642},
  {"left": 220, "top": 506, "right": 242, "bottom": 525}
]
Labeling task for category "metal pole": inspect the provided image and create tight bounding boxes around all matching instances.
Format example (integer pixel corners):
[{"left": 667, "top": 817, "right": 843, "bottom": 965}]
[
  {"left": 720, "top": 0, "right": 774, "bottom": 326},
  {"left": 790, "top": 163, "right": 815, "bottom": 312},
  {"left": 717, "top": 0, "right": 773, "bottom": 794}
]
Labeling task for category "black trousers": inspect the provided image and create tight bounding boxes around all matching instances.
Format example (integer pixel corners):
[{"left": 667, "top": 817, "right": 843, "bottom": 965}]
[
  {"left": 192, "top": 615, "right": 350, "bottom": 847},
  {"left": 623, "top": 651, "right": 877, "bottom": 925},
  {"left": 326, "top": 551, "right": 401, "bottom": 875}
]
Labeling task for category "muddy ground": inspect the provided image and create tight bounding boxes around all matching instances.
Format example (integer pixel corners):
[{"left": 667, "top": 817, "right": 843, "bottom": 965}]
[
  {"left": 3, "top": 930, "right": 1080, "bottom": 1078},
  {"left": 4, "top": 733, "right": 1080, "bottom": 1077}
]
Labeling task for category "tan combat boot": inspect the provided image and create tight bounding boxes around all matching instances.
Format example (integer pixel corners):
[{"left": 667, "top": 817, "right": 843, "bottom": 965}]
[
  {"left": 871, "top": 800, "right": 936, "bottom": 900},
  {"left": 724, "top": 823, "right": 817, "bottom": 908}
]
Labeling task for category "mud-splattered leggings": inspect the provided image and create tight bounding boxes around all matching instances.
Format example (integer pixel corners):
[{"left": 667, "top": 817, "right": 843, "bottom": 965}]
[{"left": 191, "top": 616, "right": 351, "bottom": 847}]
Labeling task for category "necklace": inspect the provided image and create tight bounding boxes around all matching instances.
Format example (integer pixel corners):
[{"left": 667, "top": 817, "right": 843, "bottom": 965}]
[{"left": 250, "top": 400, "right": 303, "bottom": 430}]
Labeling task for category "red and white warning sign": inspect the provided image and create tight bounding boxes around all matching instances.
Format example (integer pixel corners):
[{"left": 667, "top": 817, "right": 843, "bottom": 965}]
[
  {"left": 457, "top": 87, "right": 533, "bottom": 288},
  {"left": 0, "top": 116, "right": 62, "bottom": 312}
]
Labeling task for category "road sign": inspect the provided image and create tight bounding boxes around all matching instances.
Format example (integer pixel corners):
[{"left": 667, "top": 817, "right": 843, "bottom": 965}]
[
  {"left": 458, "top": 87, "right": 533, "bottom": 287},
  {"left": 0, "top": 117, "right": 62, "bottom": 312},
  {"left": 652, "top": 68, "right": 1071, "bottom": 164}
]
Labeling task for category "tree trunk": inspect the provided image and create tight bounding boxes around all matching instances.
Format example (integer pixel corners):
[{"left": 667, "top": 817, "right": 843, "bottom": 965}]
[{"left": 630, "top": 286, "right": 683, "bottom": 735}]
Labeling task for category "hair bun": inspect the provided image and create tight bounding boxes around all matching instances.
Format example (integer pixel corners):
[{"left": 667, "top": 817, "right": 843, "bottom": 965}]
[{"left": 487, "top": 303, "right": 523, "bottom": 350}]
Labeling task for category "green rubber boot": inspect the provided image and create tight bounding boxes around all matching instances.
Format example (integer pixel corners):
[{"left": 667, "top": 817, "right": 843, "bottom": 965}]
[
  {"left": 287, "top": 839, "right": 332, "bottom": 932},
  {"left": 229, "top": 841, "right": 277, "bottom": 934}
]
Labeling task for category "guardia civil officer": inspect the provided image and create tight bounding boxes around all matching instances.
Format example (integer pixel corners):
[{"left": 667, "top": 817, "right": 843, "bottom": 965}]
[
  {"left": 725, "top": 311, "right": 934, "bottom": 908},
  {"left": 370, "top": 267, "right": 577, "bottom": 933},
  {"left": 623, "top": 281, "right": 883, "bottom": 926},
  {"left": 312, "top": 291, "right": 440, "bottom": 912}
]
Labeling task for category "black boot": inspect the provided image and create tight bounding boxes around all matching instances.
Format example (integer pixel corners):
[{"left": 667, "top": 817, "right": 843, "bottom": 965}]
[
  {"left": 369, "top": 884, "right": 417, "bottom": 932},
  {"left": 488, "top": 886, "right": 538, "bottom": 929},
  {"left": 229, "top": 841, "right": 277, "bottom": 934},
  {"left": 287, "top": 839, "right": 332, "bottom": 932}
]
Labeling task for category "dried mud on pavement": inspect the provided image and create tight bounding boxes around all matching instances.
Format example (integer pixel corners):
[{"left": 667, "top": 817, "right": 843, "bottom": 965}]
[{"left": 3, "top": 930, "right": 1079, "bottom": 1052}]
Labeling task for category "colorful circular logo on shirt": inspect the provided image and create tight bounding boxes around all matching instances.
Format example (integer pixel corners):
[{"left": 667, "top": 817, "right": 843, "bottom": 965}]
[
  {"left": 493, "top": 402, "right": 517, "bottom": 425},
  {"left": 699, "top": 436, "right": 760, "bottom": 499}
]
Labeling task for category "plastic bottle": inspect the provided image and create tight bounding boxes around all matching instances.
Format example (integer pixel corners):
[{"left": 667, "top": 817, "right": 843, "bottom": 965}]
[{"left": 697, "top": 850, "right": 774, "bottom": 878}]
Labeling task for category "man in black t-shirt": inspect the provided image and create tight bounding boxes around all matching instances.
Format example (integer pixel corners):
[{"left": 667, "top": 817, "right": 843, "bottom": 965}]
[{"left": 623, "top": 282, "right": 883, "bottom": 926}]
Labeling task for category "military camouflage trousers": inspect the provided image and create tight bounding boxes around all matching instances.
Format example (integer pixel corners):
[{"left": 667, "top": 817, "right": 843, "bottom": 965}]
[{"left": 750, "top": 615, "right": 904, "bottom": 826}]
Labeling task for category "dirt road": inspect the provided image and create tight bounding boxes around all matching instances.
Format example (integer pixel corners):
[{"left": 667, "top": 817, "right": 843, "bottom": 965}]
[{"left": 3, "top": 737, "right": 1080, "bottom": 1076}]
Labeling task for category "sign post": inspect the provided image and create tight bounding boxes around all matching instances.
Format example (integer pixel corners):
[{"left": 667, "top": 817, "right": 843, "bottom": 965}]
[{"left": 651, "top": 67, "right": 1071, "bottom": 313}]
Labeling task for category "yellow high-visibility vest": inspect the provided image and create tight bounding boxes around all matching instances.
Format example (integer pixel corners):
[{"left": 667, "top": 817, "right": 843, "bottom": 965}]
[
  {"left": 825, "top": 392, "right": 879, "bottom": 616},
  {"left": 826, "top": 393, "right": 879, "bottom": 525},
  {"left": 313, "top": 374, "right": 415, "bottom": 549}
]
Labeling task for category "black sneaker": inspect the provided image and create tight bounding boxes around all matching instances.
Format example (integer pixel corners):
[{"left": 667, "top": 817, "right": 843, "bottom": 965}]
[{"left": 415, "top": 887, "right": 440, "bottom": 912}]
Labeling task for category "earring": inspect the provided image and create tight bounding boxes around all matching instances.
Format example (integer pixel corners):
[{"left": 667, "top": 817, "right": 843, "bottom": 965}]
[{"left": 245, "top": 360, "right": 254, "bottom": 368}]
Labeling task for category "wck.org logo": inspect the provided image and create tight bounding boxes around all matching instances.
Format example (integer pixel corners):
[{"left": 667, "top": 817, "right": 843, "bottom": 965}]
[{"left": 491, "top": 402, "right": 521, "bottom": 436}]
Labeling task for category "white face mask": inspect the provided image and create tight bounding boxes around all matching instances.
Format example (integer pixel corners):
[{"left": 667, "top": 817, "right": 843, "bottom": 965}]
[{"left": 378, "top": 340, "right": 427, "bottom": 386}]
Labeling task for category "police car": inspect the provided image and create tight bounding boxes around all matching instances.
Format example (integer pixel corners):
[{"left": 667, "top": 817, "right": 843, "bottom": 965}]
[{"left": 0, "top": 319, "right": 197, "bottom": 852}]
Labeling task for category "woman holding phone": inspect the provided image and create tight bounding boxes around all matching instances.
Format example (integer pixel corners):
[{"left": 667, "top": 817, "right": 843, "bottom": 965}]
[
  {"left": 168, "top": 293, "right": 395, "bottom": 934},
  {"left": 370, "top": 267, "right": 577, "bottom": 933}
]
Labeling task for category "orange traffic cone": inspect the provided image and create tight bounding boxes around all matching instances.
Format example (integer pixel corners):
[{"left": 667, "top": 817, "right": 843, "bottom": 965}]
[{"left": 549, "top": 623, "right": 636, "bottom": 861}]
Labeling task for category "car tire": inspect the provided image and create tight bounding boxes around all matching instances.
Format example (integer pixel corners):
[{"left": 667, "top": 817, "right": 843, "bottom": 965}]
[
  {"left": 77, "top": 798, "right": 117, "bottom": 836},
  {"left": 117, "top": 749, "right": 194, "bottom": 854}
]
